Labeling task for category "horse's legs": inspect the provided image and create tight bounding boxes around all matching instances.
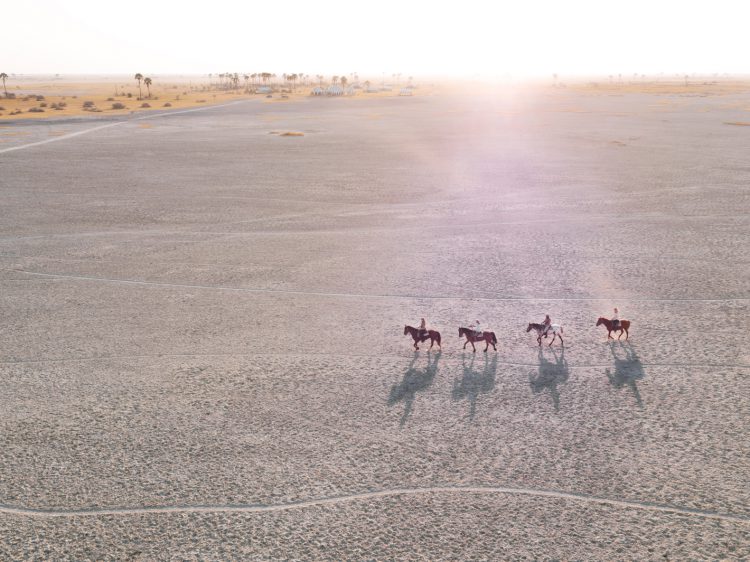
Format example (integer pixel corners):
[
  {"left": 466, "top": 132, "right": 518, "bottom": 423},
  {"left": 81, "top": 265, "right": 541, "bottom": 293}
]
[
  {"left": 607, "top": 330, "right": 613, "bottom": 340},
  {"left": 484, "top": 339, "right": 488, "bottom": 352},
  {"left": 559, "top": 333, "right": 564, "bottom": 347},
  {"left": 548, "top": 333, "right": 555, "bottom": 347},
  {"left": 624, "top": 328, "right": 629, "bottom": 340},
  {"left": 463, "top": 339, "right": 469, "bottom": 350},
  {"left": 617, "top": 329, "right": 623, "bottom": 340},
  {"left": 471, "top": 340, "right": 476, "bottom": 353}
]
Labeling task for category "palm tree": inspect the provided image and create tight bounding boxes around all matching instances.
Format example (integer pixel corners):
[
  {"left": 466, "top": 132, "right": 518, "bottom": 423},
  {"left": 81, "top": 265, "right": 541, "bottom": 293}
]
[
  {"left": 332, "top": 75, "right": 339, "bottom": 85},
  {"left": 135, "top": 73, "right": 143, "bottom": 99},
  {"left": 340, "top": 76, "right": 348, "bottom": 91},
  {"left": 0, "top": 72, "right": 7, "bottom": 98},
  {"left": 144, "top": 77, "right": 152, "bottom": 98}
]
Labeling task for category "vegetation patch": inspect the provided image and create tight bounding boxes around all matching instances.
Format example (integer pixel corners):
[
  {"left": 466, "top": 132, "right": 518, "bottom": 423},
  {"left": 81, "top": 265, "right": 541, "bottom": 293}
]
[{"left": 280, "top": 131, "right": 304, "bottom": 136}]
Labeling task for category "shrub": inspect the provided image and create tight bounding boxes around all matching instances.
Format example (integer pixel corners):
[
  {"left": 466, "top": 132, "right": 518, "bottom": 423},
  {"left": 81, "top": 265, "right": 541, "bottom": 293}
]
[
  {"left": 140, "top": 102, "right": 150, "bottom": 108},
  {"left": 127, "top": 93, "right": 132, "bottom": 98},
  {"left": 106, "top": 97, "right": 115, "bottom": 101},
  {"left": 58, "top": 101, "right": 67, "bottom": 108},
  {"left": 111, "top": 102, "right": 126, "bottom": 109},
  {"left": 0, "top": 106, "right": 4, "bottom": 111},
  {"left": 82, "top": 101, "right": 95, "bottom": 108},
  {"left": 196, "top": 99, "right": 206, "bottom": 103},
  {"left": 28, "top": 107, "right": 45, "bottom": 112},
  {"left": 5, "top": 93, "right": 15, "bottom": 99},
  {"left": 50, "top": 103, "right": 58, "bottom": 109},
  {"left": 72, "top": 95, "right": 78, "bottom": 99},
  {"left": 40, "top": 102, "right": 47, "bottom": 107},
  {"left": 163, "top": 102, "right": 172, "bottom": 107},
  {"left": 10, "top": 109, "right": 22, "bottom": 115},
  {"left": 35, "top": 95, "right": 45, "bottom": 101}
]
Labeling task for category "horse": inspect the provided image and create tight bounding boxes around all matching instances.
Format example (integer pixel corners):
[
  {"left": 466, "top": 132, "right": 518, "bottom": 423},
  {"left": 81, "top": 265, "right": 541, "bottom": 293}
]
[
  {"left": 527, "top": 323, "right": 564, "bottom": 347},
  {"left": 458, "top": 327, "right": 497, "bottom": 352},
  {"left": 596, "top": 317, "right": 630, "bottom": 340},
  {"left": 404, "top": 325, "right": 442, "bottom": 351}
]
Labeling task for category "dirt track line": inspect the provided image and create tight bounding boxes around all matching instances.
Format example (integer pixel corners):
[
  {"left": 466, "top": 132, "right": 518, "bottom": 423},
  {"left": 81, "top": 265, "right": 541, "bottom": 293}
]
[
  {"left": 10, "top": 269, "right": 749, "bottom": 303},
  {"left": 0, "top": 352, "right": 746, "bottom": 370},
  {"left": 0, "top": 101, "right": 251, "bottom": 155},
  {"left": 1, "top": 486, "right": 748, "bottom": 523}
]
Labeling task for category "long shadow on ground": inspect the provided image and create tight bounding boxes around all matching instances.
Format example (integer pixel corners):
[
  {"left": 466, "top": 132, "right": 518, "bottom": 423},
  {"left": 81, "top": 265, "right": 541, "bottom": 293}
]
[
  {"left": 452, "top": 353, "right": 497, "bottom": 419},
  {"left": 530, "top": 347, "right": 569, "bottom": 411},
  {"left": 606, "top": 341, "right": 646, "bottom": 408},
  {"left": 388, "top": 351, "right": 441, "bottom": 426}
]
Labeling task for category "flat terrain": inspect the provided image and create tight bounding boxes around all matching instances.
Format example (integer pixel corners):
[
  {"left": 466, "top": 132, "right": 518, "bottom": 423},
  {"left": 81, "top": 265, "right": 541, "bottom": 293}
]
[{"left": 1, "top": 86, "right": 749, "bottom": 560}]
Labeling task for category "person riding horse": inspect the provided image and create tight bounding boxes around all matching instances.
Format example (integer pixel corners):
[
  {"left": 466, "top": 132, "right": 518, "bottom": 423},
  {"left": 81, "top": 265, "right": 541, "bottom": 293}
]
[
  {"left": 612, "top": 308, "right": 620, "bottom": 330},
  {"left": 469, "top": 320, "right": 482, "bottom": 338},
  {"left": 418, "top": 318, "right": 428, "bottom": 339},
  {"left": 541, "top": 315, "right": 552, "bottom": 338}
]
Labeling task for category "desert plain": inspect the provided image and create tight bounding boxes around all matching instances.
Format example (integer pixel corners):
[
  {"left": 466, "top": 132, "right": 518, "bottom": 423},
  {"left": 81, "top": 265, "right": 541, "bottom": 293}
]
[{"left": 0, "top": 80, "right": 749, "bottom": 560}]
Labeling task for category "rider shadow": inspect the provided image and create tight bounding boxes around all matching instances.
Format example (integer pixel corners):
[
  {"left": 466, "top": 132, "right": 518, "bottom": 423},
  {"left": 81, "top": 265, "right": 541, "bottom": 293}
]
[
  {"left": 529, "top": 347, "right": 569, "bottom": 412},
  {"left": 606, "top": 342, "right": 646, "bottom": 408},
  {"left": 388, "top": 351, "right": 441, "bottom": 426},
  {"left": 452, "top": 353, "right": 497, "bottom": 420}
]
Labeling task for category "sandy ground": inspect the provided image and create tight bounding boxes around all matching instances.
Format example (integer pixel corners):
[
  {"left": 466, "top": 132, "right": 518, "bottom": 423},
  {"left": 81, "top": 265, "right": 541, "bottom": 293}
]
[
  {"left": 0, "top": 77, "right": 408, "bottom": 122},
  {"left": 0, "top": 86, "right": 748, "bottom": 559}
]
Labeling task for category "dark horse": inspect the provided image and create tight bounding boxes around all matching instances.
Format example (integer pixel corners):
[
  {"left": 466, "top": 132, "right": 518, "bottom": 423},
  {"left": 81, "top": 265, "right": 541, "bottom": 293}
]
[
  {"left": 404, "top": 325, "right": 442, "bottom": 351},
  {"left": 596, "top": 317, "right": 630, "bottom": 340},
  {"left": 458, "top": 327, "right": 497, "bottom": 352}
]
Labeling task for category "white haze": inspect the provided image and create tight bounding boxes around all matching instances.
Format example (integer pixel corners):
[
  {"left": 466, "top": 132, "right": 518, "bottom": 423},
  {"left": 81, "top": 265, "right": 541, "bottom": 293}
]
[{"left": 5, "top": 0, "right": 750, "bottom": 77}]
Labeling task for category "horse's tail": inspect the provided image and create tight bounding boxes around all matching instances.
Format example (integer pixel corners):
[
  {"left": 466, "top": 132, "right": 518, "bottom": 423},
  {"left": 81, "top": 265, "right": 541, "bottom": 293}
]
[{"left": 492, "top": 332, "right": 497, "bottom": 344}]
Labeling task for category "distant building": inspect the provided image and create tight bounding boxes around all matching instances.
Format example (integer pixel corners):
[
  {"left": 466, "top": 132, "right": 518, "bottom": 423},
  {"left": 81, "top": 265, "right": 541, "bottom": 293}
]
[
  {"left": 256, "top": 86, "right": 272, "bottom": 94},
  {"left": 399, "top": 87, "right": 413, "bottom": 96},
  {"left": 326, "top": 85, "right": 344, "bottom": 96},
  {"left": 310, "top": 87, "right": 324, "bottom": 96}
]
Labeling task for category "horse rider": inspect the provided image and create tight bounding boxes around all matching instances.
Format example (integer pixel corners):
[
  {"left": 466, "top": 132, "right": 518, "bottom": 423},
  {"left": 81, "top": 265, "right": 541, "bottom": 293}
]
[
  {"left": 541, "top": 314, "right": 552, "bottom": 337},
  {"left": 612, "top": 308, "right": 620, "bottom": 330},
  {"left": 469, "top": 320, "right": 482, "bottom": 338},
  {"left": 418, "top": 318, "right": 428, "bottom": 339}
]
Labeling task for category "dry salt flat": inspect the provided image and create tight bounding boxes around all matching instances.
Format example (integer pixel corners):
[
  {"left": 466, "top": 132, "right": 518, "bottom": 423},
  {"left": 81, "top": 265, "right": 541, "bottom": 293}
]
[{"left": 0, "top": 87, "right": 748, "bottom": 560}]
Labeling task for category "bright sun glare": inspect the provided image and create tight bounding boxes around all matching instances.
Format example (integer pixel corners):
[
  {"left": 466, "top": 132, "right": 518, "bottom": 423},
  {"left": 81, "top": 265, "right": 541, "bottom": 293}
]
[{"left": 6, "top": 0, "right": 750, "bottom": 76}]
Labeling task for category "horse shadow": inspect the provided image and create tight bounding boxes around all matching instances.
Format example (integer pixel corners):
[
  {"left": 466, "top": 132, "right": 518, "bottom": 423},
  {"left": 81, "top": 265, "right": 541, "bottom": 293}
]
[
  {"left": 388, "top": 351, "right": 441, "bottom": 426},
  {"left": 452, "top": 353, "right": 497, "bottom": 419},
  {"left": 606, "top": 342, "right": 646, "bottom": 408},
  {"left": 529, "top": 347, "right": 569, "bottom": 411}
]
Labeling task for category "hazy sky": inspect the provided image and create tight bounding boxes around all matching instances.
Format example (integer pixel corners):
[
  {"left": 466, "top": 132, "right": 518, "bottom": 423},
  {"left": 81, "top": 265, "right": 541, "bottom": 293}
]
[{"left": 5, "top": 0, "right": 749, "bottom": 76}]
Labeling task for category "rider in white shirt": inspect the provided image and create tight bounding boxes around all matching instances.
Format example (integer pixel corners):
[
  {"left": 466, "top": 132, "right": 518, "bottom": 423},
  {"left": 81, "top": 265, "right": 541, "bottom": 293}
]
[{"left": 469, "top": 320, "right": 482, "bottom": 338}]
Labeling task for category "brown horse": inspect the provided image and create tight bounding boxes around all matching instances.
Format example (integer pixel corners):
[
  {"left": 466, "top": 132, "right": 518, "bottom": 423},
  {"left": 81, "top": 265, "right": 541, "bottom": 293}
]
[
  {"left": 404, "top": 325, "right": 442, "bottom": 351},
  {"left": 458, "top": 327, "right": 497, "bottom": 352},
  {"left": 596, "top": 317, "right": 630, "bottom": 340}
]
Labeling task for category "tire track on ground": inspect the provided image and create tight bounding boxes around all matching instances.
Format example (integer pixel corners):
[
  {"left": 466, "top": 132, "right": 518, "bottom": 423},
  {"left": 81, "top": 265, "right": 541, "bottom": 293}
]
[
  {"left": 8, "top": 269, "right": 750, "bottom": 302},
  {"left": 0, "top": 352, "right": 745, "bottom": 370},
  {"left": 0, "top": 101, "right": 252, "bottom": 155},
  {"left": 1, "top": 486, "right": 748, "bottom": 523}
]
